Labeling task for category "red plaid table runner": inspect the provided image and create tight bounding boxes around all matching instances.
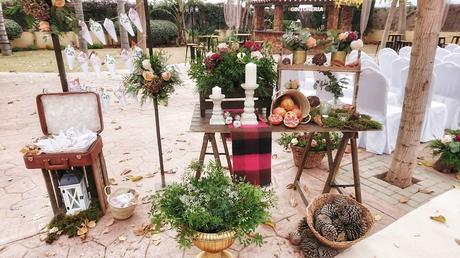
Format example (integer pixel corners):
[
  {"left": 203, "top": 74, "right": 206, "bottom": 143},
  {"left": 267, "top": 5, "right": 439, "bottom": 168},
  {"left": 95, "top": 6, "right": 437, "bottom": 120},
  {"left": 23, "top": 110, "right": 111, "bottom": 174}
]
[{"left": 230, "top": 119, "right": 272, "bottom": 186}]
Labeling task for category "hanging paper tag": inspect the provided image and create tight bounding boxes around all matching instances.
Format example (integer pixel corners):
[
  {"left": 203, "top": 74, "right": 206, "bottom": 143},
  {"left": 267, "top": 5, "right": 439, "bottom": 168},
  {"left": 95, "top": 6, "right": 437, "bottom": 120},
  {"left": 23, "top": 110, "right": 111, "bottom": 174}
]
[
  {"left": 120, "top": 49, "right": 133, "bottom": 72},
  {"left": 89, "top": 19, "right": 106, "bottom": 45},
  {"left": 105, "top": 54, "right": 116, "bottom": 76},
  {"left": 90, "top": 51, "right": 102, "bottom": 78},
  {"left": 78, "top": 51, "right": 89, "bottom": 75},
  {"left": 79, "top": 20, "right": 93, "bottom": 45},
  {"left": 103, "top": 18, "right": 118, "bottom": 42},
  {"left": 119, "top": 13, "right": 135, "bottom": 36},
  {"left": 128, "top": 8, "right": 143, "bottom": 33},
  {"left": 64, "top": 45, "right": 76, "bottom": 70}
]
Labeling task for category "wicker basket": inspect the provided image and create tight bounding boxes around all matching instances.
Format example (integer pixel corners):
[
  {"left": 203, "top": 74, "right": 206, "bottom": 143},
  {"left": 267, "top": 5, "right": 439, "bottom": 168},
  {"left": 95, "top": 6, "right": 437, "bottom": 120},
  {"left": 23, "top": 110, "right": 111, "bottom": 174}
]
[
  {"left": 104, "top": 186, "right": 139, "bottom": 220},
  {"left": 291, "top": 145, "right": 326, "bottom": 169},
  {"left": 271, "top": 90, "right": 311, "bottom": 123},
  {"left": 306, "top": 193, "right": 374, "bottom": 249}
]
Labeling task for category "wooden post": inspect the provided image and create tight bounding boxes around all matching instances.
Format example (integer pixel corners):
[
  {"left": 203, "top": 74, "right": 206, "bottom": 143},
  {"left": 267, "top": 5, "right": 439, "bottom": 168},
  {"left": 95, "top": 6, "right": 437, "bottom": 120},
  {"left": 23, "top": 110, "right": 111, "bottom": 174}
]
[
  {"left": 398, "top": 0, "right": 406, "bottom": 40},
  {"left": 253, "top": 6, "right": 264, "bottom": 31},
  {"left": 340, "top": 6, "right": 353, "bottom": 31},
  {"left": 386, "top": 0, "right": 447, "bottom": 188},
  {"left": 136, "top": 0, "right": 146, "bottom": 50},
  {"left": 273, "top": 5, "right": 283, "bottom": 31},
  {"left": 379, "top": 0, "right": 398, "bottom": 50},
  {"left": 327, "top": 5, "right": 339, "bottom": 29}
]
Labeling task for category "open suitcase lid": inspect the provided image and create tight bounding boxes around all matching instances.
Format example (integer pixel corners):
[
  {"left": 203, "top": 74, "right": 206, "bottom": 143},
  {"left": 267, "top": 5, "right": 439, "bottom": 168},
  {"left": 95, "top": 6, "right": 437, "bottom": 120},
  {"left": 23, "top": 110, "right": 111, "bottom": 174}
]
[{"left": 36, "top": 92, "right": 104, "bottom": 135}]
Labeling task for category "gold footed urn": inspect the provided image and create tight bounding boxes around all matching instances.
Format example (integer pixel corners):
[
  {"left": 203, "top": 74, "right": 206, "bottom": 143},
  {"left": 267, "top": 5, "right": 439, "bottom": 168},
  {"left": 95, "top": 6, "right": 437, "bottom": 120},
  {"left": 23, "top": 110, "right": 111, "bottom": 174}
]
[
  {"left": 331, "top": 51, "right": 347, "bottom": 67},
  {"left": 192, "top": 231, "right": 235, "bottom": 258},
  {"left": 292, "top": 50, "right": 307, "bottom": 65}
]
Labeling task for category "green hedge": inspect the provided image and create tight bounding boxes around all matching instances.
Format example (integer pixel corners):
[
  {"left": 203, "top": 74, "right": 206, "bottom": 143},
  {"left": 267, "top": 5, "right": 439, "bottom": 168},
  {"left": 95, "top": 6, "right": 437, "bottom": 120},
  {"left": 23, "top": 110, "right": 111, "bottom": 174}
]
[
  {"left": 150, "top": 19, "right": 178, "bottom": 45},
  {"left": 5, "top": 19, "right": 23, "bottom": 40}
]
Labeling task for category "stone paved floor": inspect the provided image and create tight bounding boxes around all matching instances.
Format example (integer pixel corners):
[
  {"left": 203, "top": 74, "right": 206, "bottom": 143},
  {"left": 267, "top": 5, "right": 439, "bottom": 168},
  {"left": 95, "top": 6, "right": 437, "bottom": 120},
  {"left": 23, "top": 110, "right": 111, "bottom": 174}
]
[{"left": 0, "top": 68, "right": 458, "bottom": 258}]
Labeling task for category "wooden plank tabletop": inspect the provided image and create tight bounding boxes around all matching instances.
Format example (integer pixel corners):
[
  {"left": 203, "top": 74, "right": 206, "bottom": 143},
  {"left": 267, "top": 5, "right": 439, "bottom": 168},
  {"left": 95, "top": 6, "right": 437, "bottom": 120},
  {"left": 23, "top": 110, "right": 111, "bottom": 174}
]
[
  {"left": 277, "top": 64, "right": 360, "bottom": 73},
  {"left": 189, "top": 104, "right": 369, "bottom": 133}
]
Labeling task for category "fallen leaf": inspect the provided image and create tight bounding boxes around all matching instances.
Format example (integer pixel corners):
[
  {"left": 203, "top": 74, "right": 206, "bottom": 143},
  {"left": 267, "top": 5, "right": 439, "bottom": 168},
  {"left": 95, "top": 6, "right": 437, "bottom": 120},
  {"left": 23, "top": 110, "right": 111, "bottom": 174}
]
[
  {"left": 0, "top": 246, "right": 5, "bottom": 252},
  {"left": 248, "top": 232, "right": 257, "bottom": 238},
  {"left": 421, "top": 161, "right": 433, "bottom": 167},
  {"left": 164, "top": 169, "right": 177, "bottom": 174},
  {"left": 272, "top": 154, "right": 278, "bottom": 159},
  {"left": 7, "top": 178, "right": 13, "bottom": 182},
  {"left": 393, "top": 243, "right": 400, "bottom": 248},
  {"left": 122, "top": 152, "right": 130, "bottom": 155},
  {"left": 126, "top": 175, "right": 143, "bottom": 182},
  {"left": 106, "top": 217, "right": 115, "bottom": 227},
  {"left": 430, "top": 215, "right": 446, "bottom": 224},
  {"left": 109, "top": 178, "right": 118, "bottom": 185},
  {"left": 453, "top": 184, "right": 459, "bottom": 188},
  {"left": 176, "top": 139, "right": 186, "bottom": 143},
  {"left": 289, "top": 195, "right": 298, "bottom": 208},
  {"left": 456, "top": 174, "right": 460, "bottom": 180},
  {"left": 417, "top": 156, "right": 425, "bottom": 160},
  {"left": 7, "top": 100, "right": 14, "bottom": 104},
  {"left": 39, "top": 234, "right": 47, "bottom": 241},
  {"left": 417, "top": 188, "right": 434, "bottom": 194},
  {"left": 87, "top": 221, "right": 96, "bottom": 228},
  {"left": 413, "top": 233, "right": 421, "bottom": 237},
  {"left": 120, "top": 169, "right": 132, "bottom": 176},
  {"left": 114, "top": 126, "right": 122, "bottom": 130},
  {"left": 119, "top": 158, "right": 132, "bottom": 163},
  {"left": 102, "top": 228, "right": 110, "bottom": 235},
  {"left": 144, "top": 172, "right": 157, "bottom": 178},
  {"left": 151, "top": 235, "right": 161, "bottom": 246},
  {"left": 77, "top": 227, "right": 88, "bottom": 236},
  {"left": 286, "top": 183, "right": 297, "bottom": 190},
  {"left": 118, "top": 235, "right": 127, "bottom": 241},
  {"left": 302, "top": 184, "right": 309, "bottom": 193},
  {"left": 263, "top": 220, "right": 276, "bottom": 229},
  {"left": 399, "top": 196, "right": 409, "bottom": 204},
  {"left": 0, "top": 144, "right": 6, "bottom": 150},
  {"left": 374, "top": 214, "right": 382, "bottom": 221},
  {"left": 455, "top": 239, "right": 460, "bottom": 245},
  {"left": 45, "top": 251, "right": 56, "bottom": 257},
  {"left": 49, "top": 227, "right": 59, "bottom": 234},
  {"left": 134, "top": 224, "right": 154, "bottom": 236},
  {"left": 141, "top": 195, "right": 151, "bottom": 204}
]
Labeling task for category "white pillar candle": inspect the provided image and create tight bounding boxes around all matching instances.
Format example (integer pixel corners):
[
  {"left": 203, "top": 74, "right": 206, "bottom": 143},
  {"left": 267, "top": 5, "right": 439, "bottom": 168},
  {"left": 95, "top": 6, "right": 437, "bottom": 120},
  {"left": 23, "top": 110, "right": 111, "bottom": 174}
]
[
  {"left": 245, "top": 62, "right": 257, "bottom": 85},
  {"left": 212, "top": 86, "right": 221, "bottom": 96}
]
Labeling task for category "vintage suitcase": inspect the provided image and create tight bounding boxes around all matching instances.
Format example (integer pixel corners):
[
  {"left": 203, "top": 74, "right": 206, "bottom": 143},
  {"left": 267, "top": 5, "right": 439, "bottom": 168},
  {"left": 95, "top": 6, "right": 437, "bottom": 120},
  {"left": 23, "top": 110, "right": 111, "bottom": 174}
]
[{"left": 22, "top": 92, "right": 109, "bottom": 215}]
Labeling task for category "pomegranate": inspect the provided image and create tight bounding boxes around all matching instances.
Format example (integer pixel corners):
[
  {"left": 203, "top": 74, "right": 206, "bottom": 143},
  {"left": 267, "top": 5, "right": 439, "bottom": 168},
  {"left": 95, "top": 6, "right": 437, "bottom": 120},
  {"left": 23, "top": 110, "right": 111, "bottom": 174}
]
[
  {"left": 291, "top": 105, "right": 302, "bottom": 118},
  {"left": 268, "top": 114, "right": 283, "bottom": 125},
  {"left": 280, "top": 96, "right": 295, "bottom": 111},
  {"left": 283, "top": 112, "right": 300, "bottom": 128},
  {"left": 272, "top": 107, "right": 287, "bottom": 117}
]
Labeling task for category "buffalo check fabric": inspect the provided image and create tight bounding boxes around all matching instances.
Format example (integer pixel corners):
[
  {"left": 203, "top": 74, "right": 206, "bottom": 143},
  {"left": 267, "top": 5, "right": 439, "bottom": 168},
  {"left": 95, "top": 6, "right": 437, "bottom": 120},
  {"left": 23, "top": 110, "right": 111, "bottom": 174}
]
[{"left": 231, "top": 125, "right": 271, "bottom": 186}]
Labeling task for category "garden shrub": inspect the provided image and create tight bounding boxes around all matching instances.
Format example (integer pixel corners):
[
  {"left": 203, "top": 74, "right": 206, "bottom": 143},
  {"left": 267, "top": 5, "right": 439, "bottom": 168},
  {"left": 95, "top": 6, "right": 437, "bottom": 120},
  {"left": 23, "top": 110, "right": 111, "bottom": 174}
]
[
  {"left": 150, "top": 19, "right": 178, "bottom": 45},
  {"left": 88, "top": 43, "right": 104, "bottom": 49},
  {"left": 5, "top": 18, "right": 23, "bottom": 40},
  {"left": 150, "top": 6, "right": 176, "bottom": 23}
]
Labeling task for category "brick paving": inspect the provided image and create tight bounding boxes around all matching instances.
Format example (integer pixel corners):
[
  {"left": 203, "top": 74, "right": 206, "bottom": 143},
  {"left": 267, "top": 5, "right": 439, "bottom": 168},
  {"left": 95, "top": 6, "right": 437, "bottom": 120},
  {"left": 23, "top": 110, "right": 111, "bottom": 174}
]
[{"left": 0, "top": 69, "right": 458, "bottom": 257}]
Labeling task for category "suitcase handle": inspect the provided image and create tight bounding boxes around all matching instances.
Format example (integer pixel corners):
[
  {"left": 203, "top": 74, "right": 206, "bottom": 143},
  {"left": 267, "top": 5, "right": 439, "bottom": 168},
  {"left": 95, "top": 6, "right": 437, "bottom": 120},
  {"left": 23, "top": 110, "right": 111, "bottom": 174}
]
[{"left": 43, "top": 158, "right": 69, "bottom": 170}]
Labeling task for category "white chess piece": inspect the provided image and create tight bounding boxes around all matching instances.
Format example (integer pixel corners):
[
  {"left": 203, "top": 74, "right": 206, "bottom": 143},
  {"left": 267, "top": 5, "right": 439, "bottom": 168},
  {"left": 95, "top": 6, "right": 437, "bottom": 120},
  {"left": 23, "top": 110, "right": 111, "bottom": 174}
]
[{"left": 209, "top": 86, "right": 225, "bottom": 125}]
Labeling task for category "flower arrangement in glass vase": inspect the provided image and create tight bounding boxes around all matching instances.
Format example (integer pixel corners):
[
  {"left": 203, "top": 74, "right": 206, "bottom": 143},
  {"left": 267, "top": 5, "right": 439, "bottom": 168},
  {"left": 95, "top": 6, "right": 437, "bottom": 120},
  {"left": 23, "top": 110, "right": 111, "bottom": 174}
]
[
  {"left": 124, "top": 50, "right": 181, "bottom": 104},
  {"left": 278, "top": 132, "right": 341, "bottom": 168},
  {"left": 328, "top": 30, "right": 361, "bottom": 66},
  {"left": 188, "top": 41, "right": 276, "bottom": 97},
  {"left": 429, "top": 130, "right": 460, "bottom": 174},
  {"left": 150, "top": 161, "right": 276, "bottom": 255},
  {"left": 281, "top": 31, "right": 317, "bottom": 64}
]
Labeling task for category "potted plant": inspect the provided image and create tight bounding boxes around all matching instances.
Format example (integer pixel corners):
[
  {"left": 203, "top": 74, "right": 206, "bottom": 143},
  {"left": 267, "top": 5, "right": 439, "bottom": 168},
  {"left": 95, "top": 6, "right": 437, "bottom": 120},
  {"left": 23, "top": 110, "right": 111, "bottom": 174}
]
[
  {"left": 150, "top": 161, "right": 277, "bottom": 257},
  {"left": 278, "top": 132, "right": 340, "bottom": 168},
  {"left": 281, "top": 31, "right": 317, "bottom": 64},
  {"left": 328, "top": 30, "right": 359, "bottom": 66},
  {"left": 428, "top": 130, "right": 460, "bottom": 174},
  {"left": 313, "top": 71, "right": 350, "bottom": 104}
]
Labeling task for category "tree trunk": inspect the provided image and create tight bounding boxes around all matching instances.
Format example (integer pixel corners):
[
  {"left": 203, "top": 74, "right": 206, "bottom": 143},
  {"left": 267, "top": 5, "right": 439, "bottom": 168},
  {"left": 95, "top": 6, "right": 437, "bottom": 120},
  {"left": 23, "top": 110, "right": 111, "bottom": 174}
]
[
  {"left": 136, "top": 0, "right": 146, "bottom": 51},
  {"left": 0, "top": 4, "right": 12, "bottom": 56},
  {"left": 398, "top": 0, "right": 406, "bottom": 40},
  {"left": 176, "top": 0, "right": 186, "bottom": 45},
  {"left": 379, "top": 0, "right": 398, "bottom": 50},
  {"left": 385, "top": 0, "right": 447, "bottom": 188},
  {"left": 74, "top": 0, "right": 87, "bottom": 53},
  {"left": 117, "top": 0, "right": 129, "bottom": 50}
]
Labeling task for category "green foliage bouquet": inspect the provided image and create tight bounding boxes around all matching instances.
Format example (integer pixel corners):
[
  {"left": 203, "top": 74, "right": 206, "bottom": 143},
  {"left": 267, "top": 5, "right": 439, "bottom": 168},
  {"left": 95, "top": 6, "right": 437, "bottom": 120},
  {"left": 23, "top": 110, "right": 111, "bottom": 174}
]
[
  {"left": 124, "top": 50, "right": 181, "bottom": 104},
  {"left": 281, "top": 31, "right": 317, "bottom": 51},
  {"left": 429, "top": 130, "right": 460, "bottom": 173},
  {"left": 188, "top": 41, "right": 276, "bottom": 97},
  {"left": 150, "top": 161, "right": 277, "bottom": 248},
  {"left": 278, "top": 132, "right": 341, "bottom": 152}
]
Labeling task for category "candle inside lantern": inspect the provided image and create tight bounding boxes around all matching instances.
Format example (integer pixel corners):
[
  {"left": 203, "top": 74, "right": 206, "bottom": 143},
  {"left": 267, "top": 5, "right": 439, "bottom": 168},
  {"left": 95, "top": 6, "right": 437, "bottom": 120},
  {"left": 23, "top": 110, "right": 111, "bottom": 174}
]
[
  {"left": 212, "top": 86, "right": 221, "bottom": 96},
  {"left": 245, "top": 62, "right": 257, "bottom": 85}
]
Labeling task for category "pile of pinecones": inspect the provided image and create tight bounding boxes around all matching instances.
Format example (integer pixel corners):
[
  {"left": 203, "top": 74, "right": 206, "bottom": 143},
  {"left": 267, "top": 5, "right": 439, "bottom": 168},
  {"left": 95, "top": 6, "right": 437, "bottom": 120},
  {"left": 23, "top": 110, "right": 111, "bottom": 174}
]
[
  {"left": 289, "top": 218, "right": 338, "bottom": 258},
  {"left": 313, "top": 196, "right": 367, "bottom": 242},
  {"left": 144, "top": 78, "right": 164, "bottom": 95}
]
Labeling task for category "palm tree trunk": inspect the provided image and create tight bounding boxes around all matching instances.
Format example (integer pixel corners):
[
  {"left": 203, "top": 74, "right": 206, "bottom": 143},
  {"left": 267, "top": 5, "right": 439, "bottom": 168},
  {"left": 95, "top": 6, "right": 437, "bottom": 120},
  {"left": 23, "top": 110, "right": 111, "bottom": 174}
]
[
  {"left": 398, "top": 0, "right": 406, "bottom": 40},
  {"left": 136, "top": 0, "right": 146, "bottom": 50},
  {"left": 379, "top": 0, "right": 398, "bottom": 50},
  {"left": 117, "top": 0, "right": 129, "bottom": 50},
  {"left": 176, "top": 0, "right": 186, "bottom": 45},
  {"left": 385, "top": 0, "right": 447, "bottom": 188},
  {"left": 74, "top": 0, "right": 87, "bottom": 53},
  {"left": 0, "top": 4, "right": 12, "bottom": 56}
]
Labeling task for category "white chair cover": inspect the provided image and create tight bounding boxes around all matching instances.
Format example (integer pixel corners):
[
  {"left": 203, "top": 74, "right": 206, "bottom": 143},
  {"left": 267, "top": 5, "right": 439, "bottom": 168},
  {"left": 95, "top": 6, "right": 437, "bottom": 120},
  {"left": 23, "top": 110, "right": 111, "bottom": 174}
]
[
  {"left": 443, "top": 53, "right": 460, "bottom": 66},
  {"left": 357, "top": 67, "right": 402, "bottom": 154},
  {"left": 378, "top": 52, "right": 398, "bottom": 80},
  {"left": 399, "top": 46, "right": 412, "bottom": 59},
  {"left": 400, "top": 67, "right": 448, "bottom": 141},
  {"left": 377, "top": 48, "right": 397, "bottom": 62},
  {"left": 445, "top": 44, "right": 459, "bottom": 52},
  {"left": 361, "top": 59, "right": 380, "bottom": 71},
  {"left": 454, "top": 48, "right": 460, "bottom": 54},
  {"left": 433, "top": 62, "right": 460, "bottom": 129},
  {"left": 436, "top": 48, "right": 451, "bottom": 60},
  {"left": 347, "top": 50, "right": 373, "bottom": 64},
  {"left": 389, "top": 57, "right": 410, "bottom": 105}
]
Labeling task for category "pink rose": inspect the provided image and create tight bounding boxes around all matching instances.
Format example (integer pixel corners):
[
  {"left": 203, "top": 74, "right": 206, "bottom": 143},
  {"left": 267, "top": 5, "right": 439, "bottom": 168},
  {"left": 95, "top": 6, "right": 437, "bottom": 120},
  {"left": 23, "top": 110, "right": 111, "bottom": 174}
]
[
  {"left": 306, "top": 37, "right": 317, "bottom": 49},
  {"left": 455, "top": 134, "right": 460, "bottom": 142},
  {"left": 338, "top": 32, "right": 349, "bottom": 41},
  {"left": 310, "top": 139, "right": 318, "bottom": 147}
]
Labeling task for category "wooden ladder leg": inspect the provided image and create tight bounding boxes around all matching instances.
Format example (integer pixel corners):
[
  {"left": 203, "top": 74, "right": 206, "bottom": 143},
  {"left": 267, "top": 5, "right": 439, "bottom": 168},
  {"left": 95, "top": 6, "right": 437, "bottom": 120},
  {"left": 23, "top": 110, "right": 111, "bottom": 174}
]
[
  {"left": 220, "top": 133, "right": 233, "bottom": 177},
  {"left": 42, "top": 169, "right": 60, "bottom": 215},
  {"left": 350, "top": 133, "right": 362, "bottom": 203},
  {"left": 99, "top": 152, "right": 110, "bottom": 187},
  {"left": 196, "top": 133, "right": 210, "bottom": 178},
  {"left": 293, "top": 133, "right": 314, "bottom": 183},
  {"left": 322, "top": 133, "right": 351, "bottom": 194},
  {"left": 323, "top": 132, "right": 334, "bottom": 173},
  {"left": 209, "top": 133, "right": 221, "bottom": 166},
  {"left": 92, "top": 156, "right": 107, "bottom": 214}
]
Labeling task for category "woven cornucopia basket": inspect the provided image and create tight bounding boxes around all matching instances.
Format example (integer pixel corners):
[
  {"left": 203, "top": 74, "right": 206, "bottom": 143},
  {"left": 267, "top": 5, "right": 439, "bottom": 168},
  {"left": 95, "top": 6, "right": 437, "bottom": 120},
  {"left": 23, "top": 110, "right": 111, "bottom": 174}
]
[
  {"left": 271, "top": 90, "right": 311, "bottom": 122},
  {"left": 306, "top": 193, "right": 374, "bottom": 249}
]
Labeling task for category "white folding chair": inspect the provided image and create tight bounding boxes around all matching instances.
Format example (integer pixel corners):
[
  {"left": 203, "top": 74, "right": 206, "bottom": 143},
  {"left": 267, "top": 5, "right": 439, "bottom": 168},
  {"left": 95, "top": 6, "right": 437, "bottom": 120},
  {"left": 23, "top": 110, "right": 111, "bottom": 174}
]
[
  {"left": 357, "top": 67, "right": 402, "bottom": 154},
  {"left": 454, "top": 48, "right": 460, "bottom": 54},
  {"left": 398, "top": 46, "right": 412, "bottom": 59},
  {"left": 378, "top": 52, "right": 398, "bottom": 80},
  {"left": 361, "top": 59, "right": 380, "bottom": 71},
  {"left": 400, "top": 67, "right": 447, "bottom": 141},
  {"left": 443, "top": 53, "right": 460, "bottom": 66},
  {"left": 389, "top": 57, "right": 409, "bottom": 105},
  {"left": 377, "top": 48, "right": 397, "bottom": 62},
  {"left": 445, "top": 44, "right": 459, "bottom": 52},
  {"left": 433, "top": 62, "right": 460, "bottom": 129},
  {"left": 436, "top": 47, "right": 451, "bottom": 60}
]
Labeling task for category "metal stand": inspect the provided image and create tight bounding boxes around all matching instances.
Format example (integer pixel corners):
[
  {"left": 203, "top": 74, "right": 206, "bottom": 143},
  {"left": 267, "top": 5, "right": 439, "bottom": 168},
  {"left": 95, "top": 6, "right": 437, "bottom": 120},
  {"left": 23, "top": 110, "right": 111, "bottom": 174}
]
[{"left": 144, "top": 0, "right": 166, "bottom": 188}]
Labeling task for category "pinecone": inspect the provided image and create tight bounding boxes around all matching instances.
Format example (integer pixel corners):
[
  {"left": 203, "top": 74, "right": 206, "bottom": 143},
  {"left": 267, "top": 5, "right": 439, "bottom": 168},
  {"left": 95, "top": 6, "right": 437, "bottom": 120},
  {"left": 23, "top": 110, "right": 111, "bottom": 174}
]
[
  {"left": 288, "top": 231, "right": 302, "bottom": 246},
  {"left": 307, "top": 96, "right": 321, "bottom": 108},
  {"left": 345, "top": 223, "right": 367, "bottom": 241},
  {"left": 312, "top": 53, "right": 327, "bottom": 66},
  {"left": 345, "top": 205, "right": 363, "bottom": 222},
  {"left": 332, "top": 218, "right": 344, "bottom": 234},
  {"left": 314, "top": 214, "right": 332, "bottom": 232},
  {"left": 320, "top": 224, "right": 338, "bottom": 241},
  {"left": 282, "top": 57, "right": 292, "bottom": 65},
  {"left": 336, "top": 206, "right": 351, "bottom": 225},
  {"left": 333, "top": 196, "right": 349, "bottom": 208},
  {"left": 318, "top": 246, "right": 339, "bottom": 258},
  {"left": 320, "top": 204, "right": 338, "bottom": 218},
  {"left": 300, "top": 238, "right": 319, "bottom": 258}
]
